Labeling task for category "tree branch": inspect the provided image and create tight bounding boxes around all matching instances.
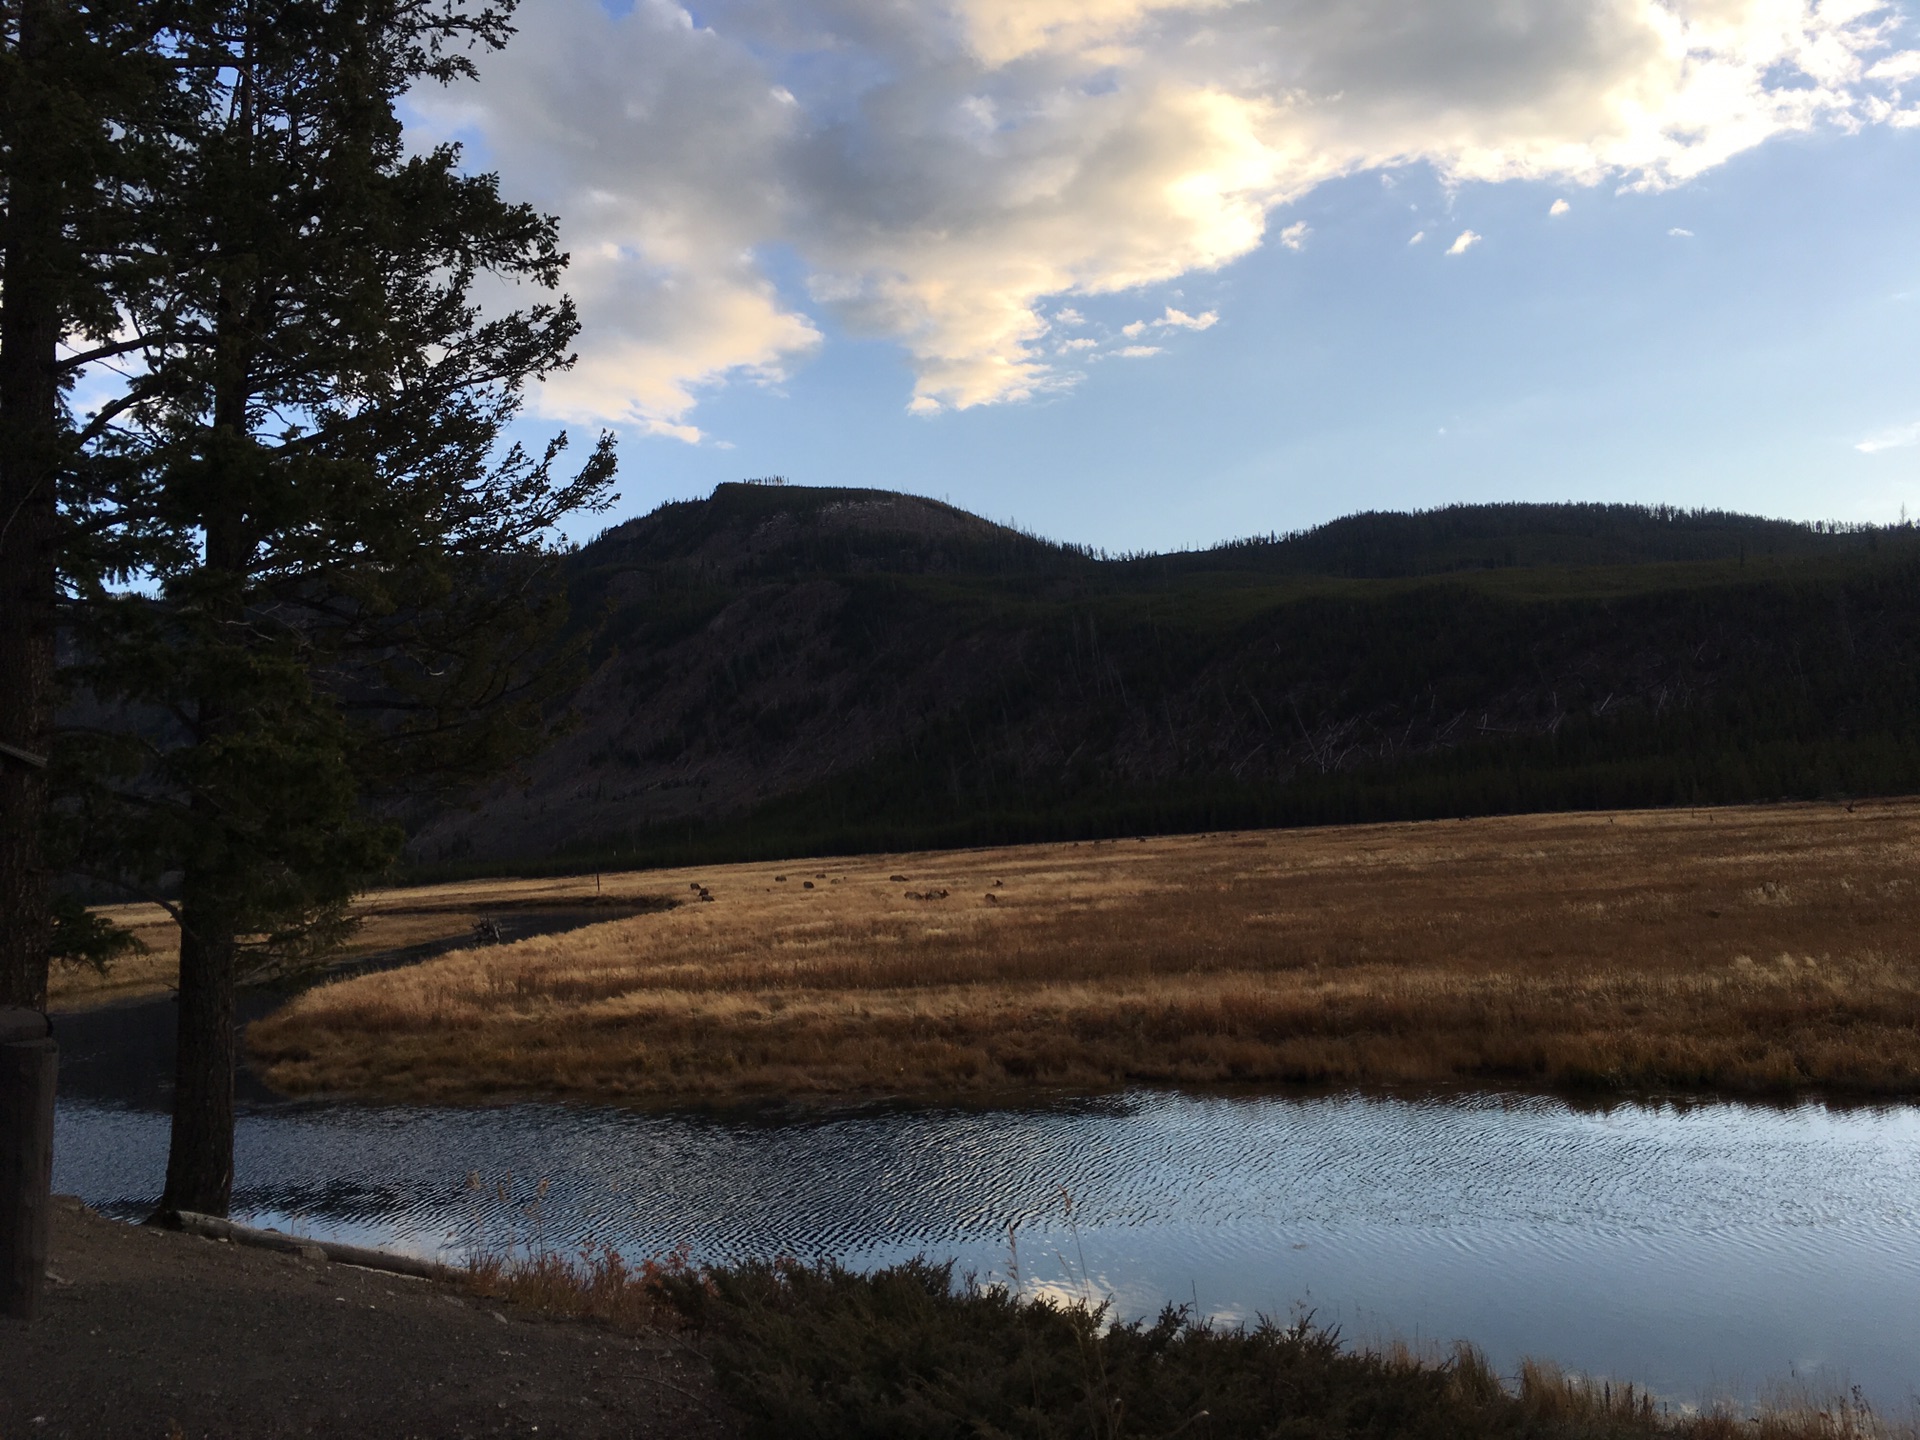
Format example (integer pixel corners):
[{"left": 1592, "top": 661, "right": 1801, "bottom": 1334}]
[{"left": 55, "top": 333, "right": 157, "bottom": 373}]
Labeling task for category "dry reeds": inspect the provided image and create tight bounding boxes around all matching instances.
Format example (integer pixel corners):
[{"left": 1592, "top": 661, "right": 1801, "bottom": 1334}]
[
  {"left": 249, "top": 800, "right": 1920, "bottom": 1103},
  {"left": 463, "top": 1241, "right": 691, "bottom": 1331}
]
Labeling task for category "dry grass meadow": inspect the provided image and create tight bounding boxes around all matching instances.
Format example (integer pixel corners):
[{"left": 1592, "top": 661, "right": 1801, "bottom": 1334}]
[
  {"left": 48, "top": 875, "right": 659, "bottom": 1010},
  {"left": 246, "top": 799, "right": 1920, "bottom": 1105}
]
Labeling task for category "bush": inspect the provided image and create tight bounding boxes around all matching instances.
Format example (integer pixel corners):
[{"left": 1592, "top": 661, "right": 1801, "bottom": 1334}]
[{"left": 653, "top": 1258, "right": 1761, "bottom": 1440}]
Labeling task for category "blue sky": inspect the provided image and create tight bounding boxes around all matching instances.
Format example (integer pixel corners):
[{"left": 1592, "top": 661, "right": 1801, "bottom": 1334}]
[{"left": 420, "top": 0, "right": 1920, "bottom": 553}]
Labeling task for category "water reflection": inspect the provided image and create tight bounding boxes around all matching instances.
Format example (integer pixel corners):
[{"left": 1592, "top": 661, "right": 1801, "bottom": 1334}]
[{"left": 53, "top": 1086, "right": 1920, "bottom": 1408}]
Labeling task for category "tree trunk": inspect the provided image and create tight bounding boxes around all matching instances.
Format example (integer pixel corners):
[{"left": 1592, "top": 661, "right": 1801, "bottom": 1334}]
[
  {"left": 157, "top": 42, "right": 256, "bottom": 1213},
  {"left": 0, "top": 0, "right": 63, "bottom": 1012},
  {"left": 0, "top": 1009, "right": 57, "bottom": 1320},
  {"left": 156, "top": 445, "right": 253, "bottom": 1221},
  {"left": 158, "top": 890, "right": 237, "bottom": 1216}
]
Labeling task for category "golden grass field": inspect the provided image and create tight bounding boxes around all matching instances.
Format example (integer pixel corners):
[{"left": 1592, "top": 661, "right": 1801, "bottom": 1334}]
[
  {"left": 47, "top": 877, "right": 657, "bottom": 1010},
  {"left": 245, "top": 799, "right": 1920, "bottom": 1104}
]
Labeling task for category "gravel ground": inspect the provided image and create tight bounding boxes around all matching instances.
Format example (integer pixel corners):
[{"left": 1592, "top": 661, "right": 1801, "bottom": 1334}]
[{"left": 0, "top": 1198, "right": 736, "bottom": 1440}]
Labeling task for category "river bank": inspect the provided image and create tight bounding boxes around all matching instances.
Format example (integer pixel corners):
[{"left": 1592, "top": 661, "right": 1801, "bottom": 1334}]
[
  {"left": 250, "top": 799, "right": 1920, "bottom": 1105},
  {"left": 0, "top": 1197, "right": 729, "bottom": 1440},
  {"left": 10, "top": 1196, "right": 1909, "bottom": 1439}
]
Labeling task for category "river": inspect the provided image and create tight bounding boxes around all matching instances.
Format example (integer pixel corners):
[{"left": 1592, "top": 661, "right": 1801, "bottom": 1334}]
[{"left": 47, "top": 989, "right": 1920, "bottom": 1411}]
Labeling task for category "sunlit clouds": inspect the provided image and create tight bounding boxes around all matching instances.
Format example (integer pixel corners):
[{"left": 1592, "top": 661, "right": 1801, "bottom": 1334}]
[
  {"left": 1160, "top": 307, "right": 1220, "bottom": 330},
  {"left": 413, "top": 0, "right": 1920, "bottom": 438}
]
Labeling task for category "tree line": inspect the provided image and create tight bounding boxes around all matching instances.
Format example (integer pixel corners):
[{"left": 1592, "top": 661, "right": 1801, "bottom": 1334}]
[
  {"left": 0, "top": 0, "right": 610, "bottom": 1228},
  {"left": 440, "top": 518, "right": 1920, "bottom": 881}
]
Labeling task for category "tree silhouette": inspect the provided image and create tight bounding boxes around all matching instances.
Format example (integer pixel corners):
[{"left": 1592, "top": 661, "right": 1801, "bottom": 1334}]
[{"left": 63, "top": 0, "right": 613, "bottom": 1216}]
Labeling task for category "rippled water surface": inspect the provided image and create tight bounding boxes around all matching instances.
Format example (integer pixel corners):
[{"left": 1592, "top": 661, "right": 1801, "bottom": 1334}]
[{"left": 54, "top": 1050, "right": 1920, "bottom": 1410}]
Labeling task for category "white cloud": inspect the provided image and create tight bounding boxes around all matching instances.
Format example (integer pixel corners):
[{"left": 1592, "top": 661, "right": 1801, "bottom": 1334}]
[
  {"left": 1408, "top": 230, "right": 1426, "bottom": 245},
  {"left": 1059, "top": 336, "right": 1100, "bottom": 351},
  {"left": 1669, "top": 227, "right": 1696, "bottom": 237},
  {"left": 1279, "top": 220, "right": 1311, "bottom": 251},
  {"left": 408, "top": 0, "right": 819, "bottom": 442},
  {"left": 434, "top": 0, "right": 1920, "bottom": 427},
  {"left": 1117, "top": 344, "right": 1164, "bottom": 357},
  {"left": 1856, "top": 422, "right": 1920, "bottom": 453},
  {"left": 1868, "top": 51, "right": 1920, "bottom": 81},
  {"left": 1550, "top": 199, "right": 1571, "bottom": 216},
  {"left": 1160, "top": 306, "right": 1219, "bottom": 330},
  {"left": 1446, "top": 230, "right": 1482, "bottom": 255},
  {"left": 1122, "top": 320, "right": 1149, "bottom": 337}
]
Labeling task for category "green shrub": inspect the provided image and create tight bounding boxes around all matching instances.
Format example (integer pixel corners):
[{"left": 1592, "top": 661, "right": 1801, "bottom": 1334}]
[{"left": 658, "top": 1258, "right": 1721, "bottom": 1440}]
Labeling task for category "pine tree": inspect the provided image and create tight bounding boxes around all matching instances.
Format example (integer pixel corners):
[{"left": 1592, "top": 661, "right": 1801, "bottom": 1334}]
[
  {"left": 0, "top": 0, "right": 179, "bottom": 1008},
  {"left": 65, "top": 0, "right": 614, "bottom": 1216}
]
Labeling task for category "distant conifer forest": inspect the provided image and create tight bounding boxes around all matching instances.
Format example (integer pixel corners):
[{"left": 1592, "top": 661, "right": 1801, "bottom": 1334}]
[{"left": 402, "top": 487, "right": 1920, "bottom": 877}]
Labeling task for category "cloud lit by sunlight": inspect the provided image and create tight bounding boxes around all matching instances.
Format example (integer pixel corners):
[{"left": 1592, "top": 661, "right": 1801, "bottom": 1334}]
[{"left": 413, "top": 0, "right": 1920, "bottom": 435}]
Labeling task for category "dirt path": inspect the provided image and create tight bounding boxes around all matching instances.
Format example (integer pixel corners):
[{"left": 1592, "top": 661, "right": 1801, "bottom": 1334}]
[{"left": 0, "top": 1198, "right": 735, "bottom": 1440}]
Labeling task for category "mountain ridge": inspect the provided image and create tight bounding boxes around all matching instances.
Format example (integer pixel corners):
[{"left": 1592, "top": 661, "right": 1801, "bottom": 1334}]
[{"left": 404, "top": 485, "right": 1920, "bottom": 874}]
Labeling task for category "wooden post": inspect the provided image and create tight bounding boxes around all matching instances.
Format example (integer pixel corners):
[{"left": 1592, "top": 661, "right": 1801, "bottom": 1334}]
[{"left": 0, "top": 1006, "right": 56, "bottom": 1321}]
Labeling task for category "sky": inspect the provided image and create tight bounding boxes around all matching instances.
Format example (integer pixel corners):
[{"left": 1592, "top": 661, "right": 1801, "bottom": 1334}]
[{"left": 408, "top": 0, "right": 1920, "bottom": 553}]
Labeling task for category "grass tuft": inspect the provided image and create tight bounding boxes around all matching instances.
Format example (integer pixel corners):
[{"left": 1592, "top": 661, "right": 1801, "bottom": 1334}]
[{"left": 462, "top": 1240, "right": 695, "bottom": 1331}]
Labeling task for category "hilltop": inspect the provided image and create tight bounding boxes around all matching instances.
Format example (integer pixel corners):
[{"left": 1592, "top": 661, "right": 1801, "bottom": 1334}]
[{"left": 405, "top": 483, "right": 1920, "bottom": 873}]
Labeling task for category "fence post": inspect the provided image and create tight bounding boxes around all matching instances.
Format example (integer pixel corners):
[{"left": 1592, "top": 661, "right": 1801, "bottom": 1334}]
[{"left": 0, "top": 1006, "right": 56, "bottom": 1321}]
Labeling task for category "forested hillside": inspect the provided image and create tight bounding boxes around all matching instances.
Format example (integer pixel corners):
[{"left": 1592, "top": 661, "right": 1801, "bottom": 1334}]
[{"left": 405, "top": 483, "right": 1920, "bottom": 873}]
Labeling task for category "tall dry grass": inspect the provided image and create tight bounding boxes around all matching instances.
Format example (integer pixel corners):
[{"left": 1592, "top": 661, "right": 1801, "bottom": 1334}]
[
  {"left": 49, "top": 871, "right": 660, "bottom": 1009},
  {"left": 249, "top": 800, "right": 1920, "bottom": 1103}
]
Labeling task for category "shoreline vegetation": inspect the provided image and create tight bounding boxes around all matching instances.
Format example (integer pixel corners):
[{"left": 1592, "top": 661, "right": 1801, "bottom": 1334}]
[
  {"left": 15, "top": 1200, "right": 1909, "bottom": 1438},
  {"left": 476, "top": 1245, "right": 1912, "bottom": 1440},
  {"left": 247, "top": 798, "right": 1920, "bottom": 1105}
]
